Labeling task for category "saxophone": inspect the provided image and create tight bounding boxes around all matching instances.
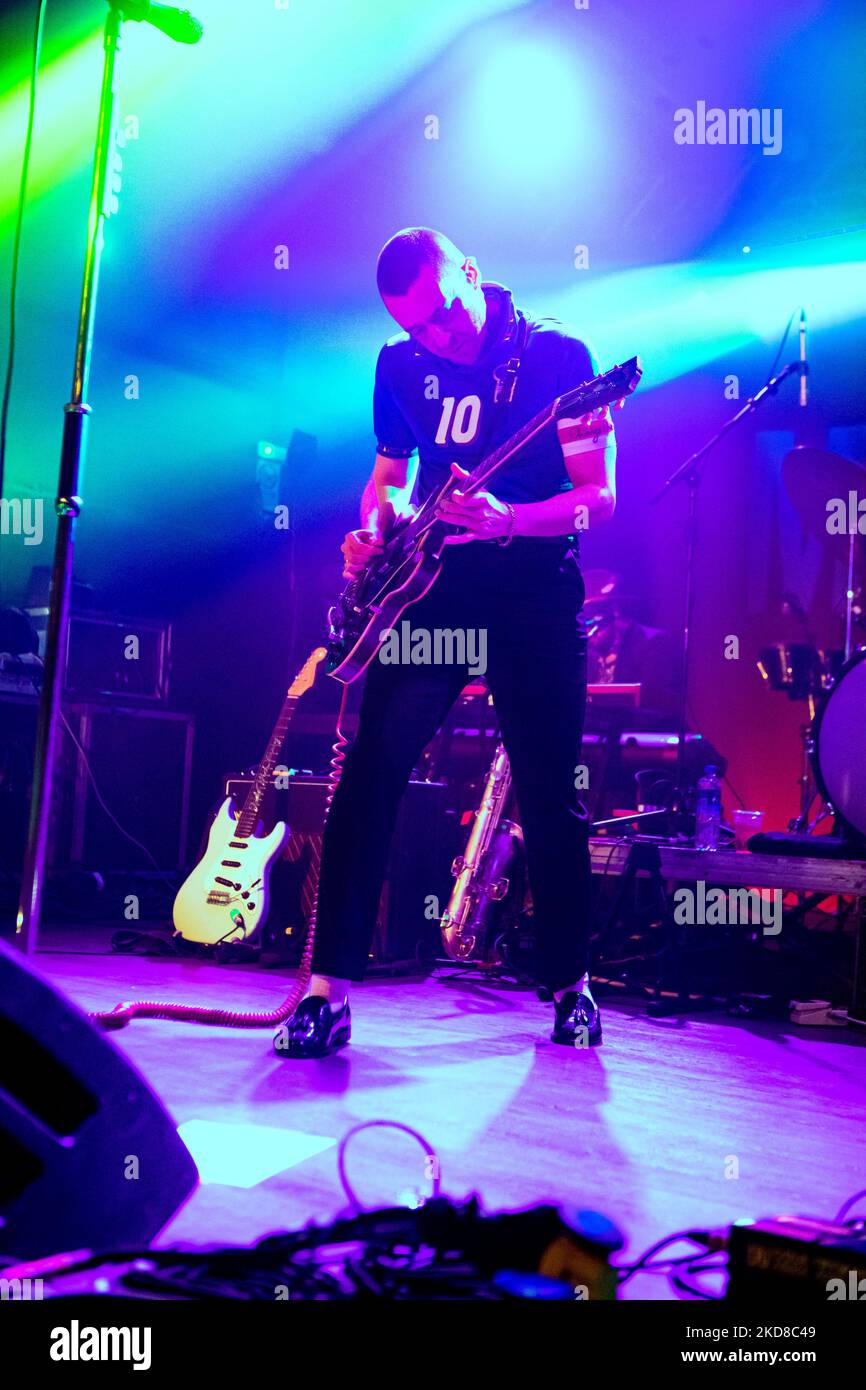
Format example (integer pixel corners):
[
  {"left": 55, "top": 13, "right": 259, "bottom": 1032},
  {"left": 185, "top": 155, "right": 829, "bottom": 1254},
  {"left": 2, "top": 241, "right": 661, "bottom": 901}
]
[{"left": 440, "top": 742, "right": 526, "bottom": 961}]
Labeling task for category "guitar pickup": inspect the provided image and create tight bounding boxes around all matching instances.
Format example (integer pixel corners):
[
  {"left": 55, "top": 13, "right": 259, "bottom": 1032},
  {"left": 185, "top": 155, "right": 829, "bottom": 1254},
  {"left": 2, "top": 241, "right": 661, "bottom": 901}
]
[{"left": 206, "top": 892, "right": 230, "bottom": 906}]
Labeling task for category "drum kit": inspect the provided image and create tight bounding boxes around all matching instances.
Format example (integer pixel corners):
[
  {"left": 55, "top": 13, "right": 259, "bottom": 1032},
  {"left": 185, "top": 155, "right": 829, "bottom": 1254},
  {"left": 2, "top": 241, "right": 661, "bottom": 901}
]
[{"left": 757, "top": 445, "right": 865, "bottom": 841}]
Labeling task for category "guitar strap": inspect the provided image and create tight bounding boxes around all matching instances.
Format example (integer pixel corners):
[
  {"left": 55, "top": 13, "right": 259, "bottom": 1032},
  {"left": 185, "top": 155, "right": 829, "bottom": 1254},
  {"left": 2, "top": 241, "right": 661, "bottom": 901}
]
[
  {"left": 492, "top": 307, "right": 529, "bottom": 407},
  {"left": 484, "top": 307, "right": 529, "bottom": 456},
  {"left": 456, "top": 306, "right": 530, "bottom": 475}
]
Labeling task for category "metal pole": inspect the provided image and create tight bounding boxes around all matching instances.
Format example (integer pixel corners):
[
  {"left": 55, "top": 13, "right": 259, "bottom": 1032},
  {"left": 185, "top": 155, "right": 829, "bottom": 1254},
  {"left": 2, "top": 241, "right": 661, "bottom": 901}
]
[
  {"left": 16, "top": 9, "right": 124, "bottom": 952},
  {"left": 674, "top": 472, "right": 698, "bottom": 812}
]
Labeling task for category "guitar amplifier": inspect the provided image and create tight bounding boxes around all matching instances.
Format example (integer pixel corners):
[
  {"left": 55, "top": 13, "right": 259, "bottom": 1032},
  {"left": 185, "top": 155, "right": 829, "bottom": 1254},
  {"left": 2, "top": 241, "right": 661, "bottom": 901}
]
[
  {"left": 23, "top": 608, "right": 171, "bottom": 705},
  {"left": 222, "top": 772, "right": 454, "bottom": 969},
  {"left": 57, "top": 703, "right": 194, "bottom": 871},
  {"left": 0, "top": 696, "right": 194, "bottom": 882}
]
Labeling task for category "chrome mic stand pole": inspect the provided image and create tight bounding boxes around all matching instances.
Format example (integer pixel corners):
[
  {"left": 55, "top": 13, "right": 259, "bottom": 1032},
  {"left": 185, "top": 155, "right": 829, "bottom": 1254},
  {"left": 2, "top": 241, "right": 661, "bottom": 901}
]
[{"left": 15, "top": 7, "right": 127, "bottom": 953}]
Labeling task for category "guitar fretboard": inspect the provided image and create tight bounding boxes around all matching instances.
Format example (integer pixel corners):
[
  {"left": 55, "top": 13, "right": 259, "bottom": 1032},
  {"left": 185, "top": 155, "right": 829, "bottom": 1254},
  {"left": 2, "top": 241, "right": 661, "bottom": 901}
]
[
  {"left": 464, "top": 363, "right": 637, "bottom": 494},
  {"left": 235, "top": 694, "right": 297, "bottom": 837},
  {"left": 464, "top": 399, "right": 558, "bottom": 493},
  {"left": 369, "top": 360, "right": 638, "bottom": 561}
]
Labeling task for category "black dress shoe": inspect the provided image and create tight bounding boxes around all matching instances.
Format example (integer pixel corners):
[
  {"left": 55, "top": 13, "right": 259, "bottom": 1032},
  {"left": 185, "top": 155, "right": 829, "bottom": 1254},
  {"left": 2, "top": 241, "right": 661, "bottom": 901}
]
[
  {"left": 538, "top": 987, "right": 603, "bottom": 1047},
  {"left": 274, "top": 996, "right": 351, "bottom": 1058}
]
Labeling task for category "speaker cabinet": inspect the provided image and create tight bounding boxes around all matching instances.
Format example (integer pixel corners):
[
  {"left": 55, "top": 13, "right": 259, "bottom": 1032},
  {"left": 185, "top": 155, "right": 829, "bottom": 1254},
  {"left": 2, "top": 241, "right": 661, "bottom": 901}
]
[
  {"left": 223, "top": 773, "right": 454, "bottom": 967},
  {"left": 0, "top": 938, "right": 197, "bottom": 1259},
  {"left": 56, "top": 703, "right": 195, "bottom": 871}
]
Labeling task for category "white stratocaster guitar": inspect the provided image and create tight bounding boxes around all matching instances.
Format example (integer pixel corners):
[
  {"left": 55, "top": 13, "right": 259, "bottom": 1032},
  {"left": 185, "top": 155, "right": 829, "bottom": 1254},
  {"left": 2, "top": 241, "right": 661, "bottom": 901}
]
[{"left": 172, "top": 646, "right": 327, "bottom": 946}]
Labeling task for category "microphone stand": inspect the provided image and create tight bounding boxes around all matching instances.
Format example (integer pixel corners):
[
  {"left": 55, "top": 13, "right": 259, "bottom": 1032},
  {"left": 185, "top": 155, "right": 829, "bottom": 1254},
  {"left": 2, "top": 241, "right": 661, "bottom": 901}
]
[
  {"left": 17, "top": 5, "right": 140, "bottom": 952},
  {"left": 650, "top": 359, "right": 801, "bottom": 834}
]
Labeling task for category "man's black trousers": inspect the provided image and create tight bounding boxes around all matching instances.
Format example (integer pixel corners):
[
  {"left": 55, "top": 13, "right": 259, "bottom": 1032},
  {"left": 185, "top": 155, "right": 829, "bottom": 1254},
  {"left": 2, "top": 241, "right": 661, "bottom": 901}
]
[{"left": 311, "top": 538, "right": 593, "bottom": 993}]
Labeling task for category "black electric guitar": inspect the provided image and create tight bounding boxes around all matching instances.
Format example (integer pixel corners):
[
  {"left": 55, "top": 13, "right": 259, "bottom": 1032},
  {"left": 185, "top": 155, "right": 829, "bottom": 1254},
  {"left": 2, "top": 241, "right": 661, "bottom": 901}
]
[{"left": 326, "top": 355, "right": 642, "bottom": 684}]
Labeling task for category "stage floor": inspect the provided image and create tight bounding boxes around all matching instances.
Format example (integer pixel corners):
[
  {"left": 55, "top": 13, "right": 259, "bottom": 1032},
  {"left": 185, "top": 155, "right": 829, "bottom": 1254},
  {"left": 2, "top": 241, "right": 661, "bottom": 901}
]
[{"left": 35, "top": 927, "right": 866, "bottom": 1300}]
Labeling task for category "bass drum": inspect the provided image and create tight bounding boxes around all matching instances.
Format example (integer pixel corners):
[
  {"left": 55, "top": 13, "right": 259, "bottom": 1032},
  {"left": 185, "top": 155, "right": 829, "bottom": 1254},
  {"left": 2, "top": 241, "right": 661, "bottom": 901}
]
[{"left": 812, "top": 647, "right": 866, "bottom": 839}]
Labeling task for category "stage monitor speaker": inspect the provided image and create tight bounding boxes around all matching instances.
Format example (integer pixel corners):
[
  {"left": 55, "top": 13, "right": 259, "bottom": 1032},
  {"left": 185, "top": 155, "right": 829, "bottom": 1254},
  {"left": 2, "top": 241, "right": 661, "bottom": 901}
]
[{"left": 0, "top": 939, "right": 198, "bottom": 1260}]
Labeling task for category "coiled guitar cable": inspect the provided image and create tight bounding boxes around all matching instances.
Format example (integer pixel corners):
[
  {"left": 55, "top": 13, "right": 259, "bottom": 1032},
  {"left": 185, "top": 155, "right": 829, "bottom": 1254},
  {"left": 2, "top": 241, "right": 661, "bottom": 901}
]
[{"left": 91, "top": 682, "right": 351, "bottom": 1033}]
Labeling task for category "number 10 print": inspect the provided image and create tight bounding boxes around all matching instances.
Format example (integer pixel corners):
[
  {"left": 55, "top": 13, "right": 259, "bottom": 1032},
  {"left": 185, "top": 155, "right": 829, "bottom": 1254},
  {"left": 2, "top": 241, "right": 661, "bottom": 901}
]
[{"left": 434, "top": 394, "right": 482, "bottom": 445}]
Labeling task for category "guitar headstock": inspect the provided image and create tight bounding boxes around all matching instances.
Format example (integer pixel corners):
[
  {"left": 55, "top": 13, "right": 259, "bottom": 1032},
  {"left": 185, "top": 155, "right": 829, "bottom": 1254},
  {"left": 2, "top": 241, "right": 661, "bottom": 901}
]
[
  {"left": 288, "top": 646, "right": 328, "bottom": 697},
  {"left": 554, "top": 355, "right": 643, "bottom": 420}
]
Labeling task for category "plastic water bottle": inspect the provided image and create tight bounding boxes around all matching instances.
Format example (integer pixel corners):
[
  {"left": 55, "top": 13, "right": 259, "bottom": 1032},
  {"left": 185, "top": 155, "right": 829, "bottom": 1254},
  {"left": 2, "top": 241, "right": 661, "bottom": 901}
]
[{"left": 694, "top": 766, "right": 722, "bottom": 850}]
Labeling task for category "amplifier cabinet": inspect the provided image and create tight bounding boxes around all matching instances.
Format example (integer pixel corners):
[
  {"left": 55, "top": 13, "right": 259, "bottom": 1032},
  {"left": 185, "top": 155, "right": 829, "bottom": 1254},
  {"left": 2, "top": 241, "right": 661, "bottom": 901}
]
[
  {"left": 0, "top": 693, "right": 63, "bottom": 874},
  {"left": 0, "top": 697, "right": 194, "bottom": 880},
  {"left": 67, "top": 613, "right": 171, "bottom": 704},
  {"left": 24, "top": 608, "right": 171, "bottom": 704},
  {"left": 58, "top": 703, "right": 194, "bottom": 871},
  {"left": 222, "top": 773, "right": 453, "bottom": 968}
]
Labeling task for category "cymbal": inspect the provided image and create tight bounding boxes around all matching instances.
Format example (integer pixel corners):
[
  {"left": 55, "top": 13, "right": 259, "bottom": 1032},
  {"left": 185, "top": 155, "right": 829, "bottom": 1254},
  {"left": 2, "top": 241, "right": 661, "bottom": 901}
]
[{"left": 782, "top": 446, "right": 866, "bottom": 541}]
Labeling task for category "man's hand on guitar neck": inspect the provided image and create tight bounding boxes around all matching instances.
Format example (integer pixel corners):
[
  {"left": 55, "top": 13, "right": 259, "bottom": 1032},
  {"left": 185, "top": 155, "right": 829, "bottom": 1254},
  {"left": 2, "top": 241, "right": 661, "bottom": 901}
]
[
  {"left": 436, "top": 463, "right": 514, "bottom": 543},
  {"left": 437, "top": 401, "right": 620, "bottom": 544}
]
